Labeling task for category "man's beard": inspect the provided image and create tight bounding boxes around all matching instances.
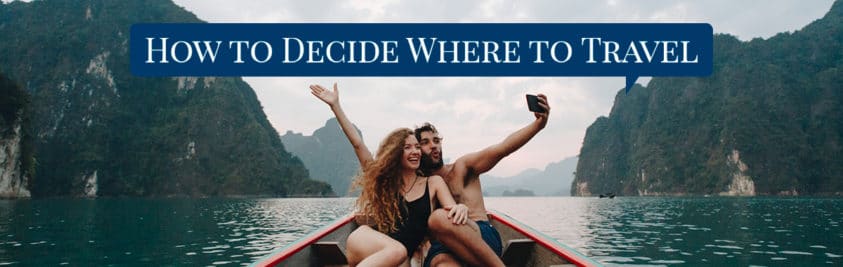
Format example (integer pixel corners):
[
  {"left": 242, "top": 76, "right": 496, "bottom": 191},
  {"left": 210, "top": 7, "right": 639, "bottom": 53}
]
[{"left": 420, "top": 151, "right": 444, "bottom": 175}]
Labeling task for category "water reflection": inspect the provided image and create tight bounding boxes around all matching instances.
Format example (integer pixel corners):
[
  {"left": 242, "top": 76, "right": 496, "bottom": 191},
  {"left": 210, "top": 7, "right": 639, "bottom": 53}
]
[
  {"left": 220, "top": 198, "right": 354, "bottom": 261},
  {"left": 487, "top": 197, "right": 843, "bottom": 266},
  {"left": 0, "top": 197, "right": 841, "bottom": 266},
  {"left": 0, "top": 198, "right": 355, "bottom": 266}
]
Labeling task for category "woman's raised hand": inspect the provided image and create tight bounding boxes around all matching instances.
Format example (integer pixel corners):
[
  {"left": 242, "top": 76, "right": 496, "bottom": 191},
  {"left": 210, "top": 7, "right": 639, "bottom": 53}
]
[{"left": 310, "top": 83, "right": 340, "bottom": 107}]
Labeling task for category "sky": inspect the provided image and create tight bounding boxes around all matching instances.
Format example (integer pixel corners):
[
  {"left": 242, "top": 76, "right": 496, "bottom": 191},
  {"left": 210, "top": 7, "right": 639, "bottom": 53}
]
[{"left": 168, "top": 0, "right": 835, "bottom": 177}]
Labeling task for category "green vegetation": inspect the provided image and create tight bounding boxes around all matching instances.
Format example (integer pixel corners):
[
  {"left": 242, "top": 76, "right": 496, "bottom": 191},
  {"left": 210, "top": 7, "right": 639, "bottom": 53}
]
[
  {"left": 0, "top": 0, "right": 332, "bottom": 197},
  {"left": 574, "top": 1, "right": 843, "bottom": 196},
  {"left": 0, "top": 73, "right": 27, "bottom": 126}
]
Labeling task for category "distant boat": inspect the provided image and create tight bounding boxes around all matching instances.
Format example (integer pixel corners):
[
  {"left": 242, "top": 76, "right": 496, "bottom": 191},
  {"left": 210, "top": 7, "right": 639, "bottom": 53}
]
[
  {"left": 599, "top": 193, "right": 616, "bottom": 199},
  {"left": 250, "top": 210, "right": 601, "bottom": 267}
]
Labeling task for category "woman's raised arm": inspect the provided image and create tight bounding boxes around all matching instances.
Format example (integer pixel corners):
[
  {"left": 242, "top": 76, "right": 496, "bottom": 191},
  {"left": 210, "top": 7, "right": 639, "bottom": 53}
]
[{"left": 310, "top": 83, "right": 373, "bottom": 167}]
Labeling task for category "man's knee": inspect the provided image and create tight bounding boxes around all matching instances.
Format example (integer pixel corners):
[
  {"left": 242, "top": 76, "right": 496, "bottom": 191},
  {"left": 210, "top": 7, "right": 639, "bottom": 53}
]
[
  {"left": 428, "top": 209, "right": 452, "bottom": 234},
  {"left": 430, "top": 253, "right": 461, "bottom": 267},
  {"left": 384, "top": 245, "right": 408, "bottom": 265}
]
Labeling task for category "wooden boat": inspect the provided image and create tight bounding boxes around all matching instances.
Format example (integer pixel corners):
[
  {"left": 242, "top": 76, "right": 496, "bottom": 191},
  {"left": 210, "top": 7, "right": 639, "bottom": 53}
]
[{"left": 250, "top": 210, "right": 601, "bottom": 267}]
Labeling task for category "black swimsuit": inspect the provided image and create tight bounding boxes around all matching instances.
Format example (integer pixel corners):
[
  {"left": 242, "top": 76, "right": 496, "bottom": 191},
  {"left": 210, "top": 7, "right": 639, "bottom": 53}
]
[{"left": 389, "top": 178, "right": 431, "bottom": 256}]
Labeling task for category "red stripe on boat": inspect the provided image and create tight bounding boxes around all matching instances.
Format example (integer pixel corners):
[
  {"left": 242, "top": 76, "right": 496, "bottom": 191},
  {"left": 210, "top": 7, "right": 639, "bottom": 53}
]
[
  {"left": 488, "top": 211, "right": 599, "bottom": 267},
  {"left": 251, "top": 214, "right": 354, "bottom": 267}
]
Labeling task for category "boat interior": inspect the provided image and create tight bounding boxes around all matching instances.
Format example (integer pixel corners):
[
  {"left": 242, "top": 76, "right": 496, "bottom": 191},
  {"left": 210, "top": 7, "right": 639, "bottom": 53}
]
[{"left": 273, "top": 212, "right": 579, "bottom": 267}]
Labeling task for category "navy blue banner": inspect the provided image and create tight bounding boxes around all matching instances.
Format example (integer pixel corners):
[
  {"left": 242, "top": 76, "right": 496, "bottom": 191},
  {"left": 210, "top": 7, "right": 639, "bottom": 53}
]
[{"left": 130, "top": 23, "right": 712, "bottom": 91}]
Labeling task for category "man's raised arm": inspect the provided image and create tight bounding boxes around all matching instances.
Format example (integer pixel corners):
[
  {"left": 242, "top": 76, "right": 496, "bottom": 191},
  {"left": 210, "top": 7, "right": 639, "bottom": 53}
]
[
  {"left": 310, "top": 83, "right": 373, "bottom": 167},
  {"left": 457, "top": 94, "right": 550, "bottom": 175}
]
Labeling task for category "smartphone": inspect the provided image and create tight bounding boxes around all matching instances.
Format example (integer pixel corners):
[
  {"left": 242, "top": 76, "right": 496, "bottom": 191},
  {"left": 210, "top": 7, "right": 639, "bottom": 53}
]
[{"left": 526, "top": 94, "right": 546, "bottom": 113}]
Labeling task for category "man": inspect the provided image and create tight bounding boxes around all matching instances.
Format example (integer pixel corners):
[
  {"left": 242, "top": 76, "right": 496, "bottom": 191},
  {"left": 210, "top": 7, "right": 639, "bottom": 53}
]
[
  {"left": 309, "top": 83, "right": 550, "bottom": 266},
  {"left": 419, "top": 94, "right": 549, "bottom": 267}
]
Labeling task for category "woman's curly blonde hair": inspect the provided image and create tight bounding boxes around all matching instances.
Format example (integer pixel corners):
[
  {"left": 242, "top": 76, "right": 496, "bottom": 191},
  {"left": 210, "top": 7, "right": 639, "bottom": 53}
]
[{"left": 353, "top": 128, "right": 417, "bottom": 233}]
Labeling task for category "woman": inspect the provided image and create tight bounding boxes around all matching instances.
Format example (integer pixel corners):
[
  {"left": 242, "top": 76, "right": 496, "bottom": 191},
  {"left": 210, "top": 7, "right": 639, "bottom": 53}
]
[{"left": 311, "top": 83, "right": 468, "bottom": 267}]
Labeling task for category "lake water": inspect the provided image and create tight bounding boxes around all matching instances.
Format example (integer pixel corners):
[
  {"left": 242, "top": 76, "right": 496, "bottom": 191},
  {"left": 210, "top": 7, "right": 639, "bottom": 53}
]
[{"left": 0, "top": 197, "right": 840, "bottom": 266}]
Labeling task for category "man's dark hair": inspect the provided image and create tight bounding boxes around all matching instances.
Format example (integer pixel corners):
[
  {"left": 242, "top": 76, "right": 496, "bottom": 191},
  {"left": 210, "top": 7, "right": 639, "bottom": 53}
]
[
  {"left": 415, "top": 122, "right": 443, "bottom": 175},
  {"left": 414, "top": 122, "right": 438, "bottom": 141}
]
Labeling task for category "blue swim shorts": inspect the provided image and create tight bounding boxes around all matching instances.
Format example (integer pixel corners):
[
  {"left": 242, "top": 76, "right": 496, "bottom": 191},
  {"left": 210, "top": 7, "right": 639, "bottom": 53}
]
[{"left": 423, "top": 220, "right": 502, "bottom": 267}]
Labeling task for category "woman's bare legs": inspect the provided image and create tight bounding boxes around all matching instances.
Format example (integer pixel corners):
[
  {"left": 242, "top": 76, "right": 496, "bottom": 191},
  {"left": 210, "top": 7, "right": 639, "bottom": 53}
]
[{"left": 346, "top": 225, "right": 408, "bottom": 267}]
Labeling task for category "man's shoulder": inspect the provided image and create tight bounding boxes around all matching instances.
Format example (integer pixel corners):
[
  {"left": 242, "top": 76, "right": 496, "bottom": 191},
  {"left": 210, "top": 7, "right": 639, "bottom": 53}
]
[
  {"left": 444, "top": 163, "right": 461, "bottom": 172},
  {"left": 434, "top": 164, "right": 455, "bottom": 178},
  {"left": 427, "top": 175, "right": 446, "bottom": 185},
  {"left": 441, "top": 162, "right": 470, "bottom": 180}
]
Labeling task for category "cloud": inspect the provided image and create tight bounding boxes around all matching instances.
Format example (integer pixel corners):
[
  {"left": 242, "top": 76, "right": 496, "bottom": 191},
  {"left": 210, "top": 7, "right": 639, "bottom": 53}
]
[{"left": 172, "top": 0, "right": 834, "bottom": 176}]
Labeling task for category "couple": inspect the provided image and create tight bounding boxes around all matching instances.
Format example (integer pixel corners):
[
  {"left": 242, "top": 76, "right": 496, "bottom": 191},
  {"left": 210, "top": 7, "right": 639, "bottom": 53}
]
[{"left": 310, "top": 83, "right": 550, "bottom": 267}]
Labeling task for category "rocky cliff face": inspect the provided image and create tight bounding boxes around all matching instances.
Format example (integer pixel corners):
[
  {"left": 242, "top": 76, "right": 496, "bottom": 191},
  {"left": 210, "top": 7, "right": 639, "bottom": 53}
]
[
  {"left": 281, "top": 118, "right": 362, "bottom": 196},
  {"left": 0, "top": 119, "right": 31, "bottom": 198},
  {"left": 0, "top": 74, "right": 32, "bottom": 198},
  {"left": 573, "top": 1, "right": 843, "bottom": 196},
  {"left": 0, "top": 0, "right": 332, "bottom": 197}
]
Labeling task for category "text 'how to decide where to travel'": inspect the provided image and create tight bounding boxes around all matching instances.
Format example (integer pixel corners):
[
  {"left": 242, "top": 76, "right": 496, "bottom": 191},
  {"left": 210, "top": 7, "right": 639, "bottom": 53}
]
[{"left": 131, "top": 23, "right": 713, "bottom": 91}]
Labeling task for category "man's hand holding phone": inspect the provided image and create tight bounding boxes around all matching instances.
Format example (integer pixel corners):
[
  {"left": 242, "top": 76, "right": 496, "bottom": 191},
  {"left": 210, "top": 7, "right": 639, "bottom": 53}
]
[{"left": 526, "top": 94, "right": 550, "bottom": 128}]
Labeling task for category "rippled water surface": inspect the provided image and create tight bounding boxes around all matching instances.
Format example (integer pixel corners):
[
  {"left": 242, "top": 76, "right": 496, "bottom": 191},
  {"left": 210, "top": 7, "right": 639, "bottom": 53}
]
[
  {"left": 0, "top": 198, "right": 353, "bottom": 266},
  {"left": 1, "top": 197, "right": 841, "bottom": 266},
  {"left": 485, "top": 197, "right": 843, "bottom": 266}
]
